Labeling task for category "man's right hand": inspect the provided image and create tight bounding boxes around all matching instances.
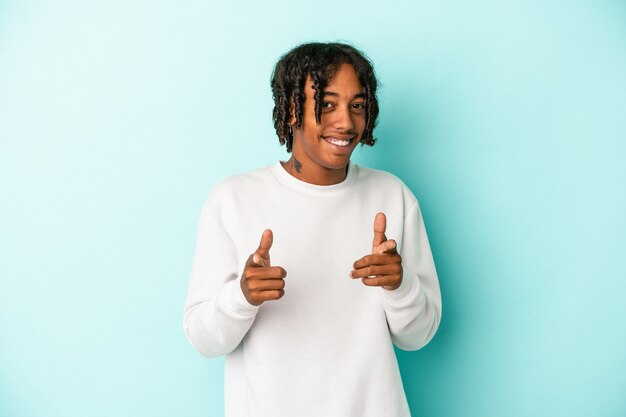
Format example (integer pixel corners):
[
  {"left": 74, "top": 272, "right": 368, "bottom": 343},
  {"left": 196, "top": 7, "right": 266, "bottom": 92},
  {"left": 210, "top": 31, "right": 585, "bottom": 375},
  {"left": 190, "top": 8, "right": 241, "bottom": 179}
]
[{"left": 241, "top": 229, "right": 287, "bottom": 306}]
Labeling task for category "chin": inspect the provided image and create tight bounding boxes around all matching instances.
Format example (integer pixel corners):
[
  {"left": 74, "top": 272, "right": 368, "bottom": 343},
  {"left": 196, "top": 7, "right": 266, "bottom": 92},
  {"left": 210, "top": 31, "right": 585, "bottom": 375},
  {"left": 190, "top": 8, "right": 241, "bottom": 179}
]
[{"left": 322, "top": 155, "right": 352, "bottom": 170}]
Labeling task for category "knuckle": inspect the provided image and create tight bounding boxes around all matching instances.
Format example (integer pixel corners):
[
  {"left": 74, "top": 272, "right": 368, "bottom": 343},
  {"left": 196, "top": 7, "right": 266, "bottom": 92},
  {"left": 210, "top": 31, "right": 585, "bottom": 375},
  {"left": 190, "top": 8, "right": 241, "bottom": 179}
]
[{"left": 362, "top": 277, "right": 376, "bottom": 286}]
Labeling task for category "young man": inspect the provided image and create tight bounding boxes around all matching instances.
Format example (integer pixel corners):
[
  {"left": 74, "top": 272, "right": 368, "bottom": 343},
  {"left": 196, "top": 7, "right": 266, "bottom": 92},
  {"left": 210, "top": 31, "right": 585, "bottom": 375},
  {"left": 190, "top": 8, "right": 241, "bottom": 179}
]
[{"left": 183, "top": 42, "right": 441, "bottom": 417}]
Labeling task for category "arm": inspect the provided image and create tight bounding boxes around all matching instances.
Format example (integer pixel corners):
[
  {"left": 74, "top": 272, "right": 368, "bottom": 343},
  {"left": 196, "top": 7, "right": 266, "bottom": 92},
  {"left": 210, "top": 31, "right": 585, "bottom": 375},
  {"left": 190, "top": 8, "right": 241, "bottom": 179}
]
[
  {"left": 182, "top": 205, "right": 258, "bottom": 358},
  {"left": 381, "top": 202, "right": 442, "bottom": 351},
  {"left": 351, "top": 205, "right": 442, "bottom": 351}
]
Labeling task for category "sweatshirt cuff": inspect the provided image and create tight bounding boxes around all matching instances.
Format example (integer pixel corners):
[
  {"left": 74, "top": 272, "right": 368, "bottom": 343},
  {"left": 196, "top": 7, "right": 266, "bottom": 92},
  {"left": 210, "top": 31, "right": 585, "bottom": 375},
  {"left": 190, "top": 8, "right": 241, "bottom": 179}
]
[
  {"left": 219, "top": 278, "right": 259, "bottom": 319},
  {"left": 380, "top": 270, "right": 420, "bottom": 307}
]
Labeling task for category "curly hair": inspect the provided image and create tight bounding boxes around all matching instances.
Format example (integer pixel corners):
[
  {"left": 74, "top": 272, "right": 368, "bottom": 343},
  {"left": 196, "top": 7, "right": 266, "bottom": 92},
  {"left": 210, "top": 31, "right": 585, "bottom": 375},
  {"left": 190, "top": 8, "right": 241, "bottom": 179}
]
[{"left": 271, "top": 42, "right": 379, "bottom": 152}]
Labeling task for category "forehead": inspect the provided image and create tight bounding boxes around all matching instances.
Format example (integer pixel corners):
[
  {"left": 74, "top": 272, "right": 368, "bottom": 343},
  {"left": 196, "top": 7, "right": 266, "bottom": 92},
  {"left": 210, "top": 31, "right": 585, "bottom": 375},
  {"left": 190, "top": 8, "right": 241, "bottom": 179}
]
[{"left": 305, "top": 64, "right": 365, "bottom": 95}]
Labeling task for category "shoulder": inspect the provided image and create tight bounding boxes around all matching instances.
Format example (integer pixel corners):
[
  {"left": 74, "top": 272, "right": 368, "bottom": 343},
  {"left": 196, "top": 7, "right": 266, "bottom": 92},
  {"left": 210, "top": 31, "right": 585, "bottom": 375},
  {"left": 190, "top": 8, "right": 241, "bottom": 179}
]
[
  {"left": 213, "top": 165, "right": 273, "bottom": 193},
  {"left": 202, "top": 165, "right": 274, "bottom": 212},
  {"left": 354, "top": 164, "right": 418, "bottom": 207},
  {"left": 356, "top": 164, "right": 404, "bottom": 185}
]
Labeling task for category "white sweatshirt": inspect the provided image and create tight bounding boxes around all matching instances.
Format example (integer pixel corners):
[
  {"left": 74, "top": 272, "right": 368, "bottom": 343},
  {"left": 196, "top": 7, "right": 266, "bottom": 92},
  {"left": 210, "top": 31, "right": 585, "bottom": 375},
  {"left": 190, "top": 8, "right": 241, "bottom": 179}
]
[{"left": 183, "top": 161, "right": 441, "bottom": 417}]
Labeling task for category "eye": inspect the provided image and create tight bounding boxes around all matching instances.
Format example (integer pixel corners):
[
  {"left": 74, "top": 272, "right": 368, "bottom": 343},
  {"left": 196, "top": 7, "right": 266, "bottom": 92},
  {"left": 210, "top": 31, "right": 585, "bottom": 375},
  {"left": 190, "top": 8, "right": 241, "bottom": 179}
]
[
  {"left": 322, "top": 101, "right": 333, "bottom": 108},
  {"left": 352, "top": 102, "right": 366, "bottom": 112}
]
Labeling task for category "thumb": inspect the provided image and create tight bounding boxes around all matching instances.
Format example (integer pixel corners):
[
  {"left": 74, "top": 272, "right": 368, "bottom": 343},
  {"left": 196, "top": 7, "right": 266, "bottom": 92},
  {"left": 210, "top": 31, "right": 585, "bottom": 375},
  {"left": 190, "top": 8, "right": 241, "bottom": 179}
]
[
  {"left": 252, "top": 229, "right": 273, "bottom": 266},
  {"left": 372, "top": 212, "right": 387, "bottom": 251}
]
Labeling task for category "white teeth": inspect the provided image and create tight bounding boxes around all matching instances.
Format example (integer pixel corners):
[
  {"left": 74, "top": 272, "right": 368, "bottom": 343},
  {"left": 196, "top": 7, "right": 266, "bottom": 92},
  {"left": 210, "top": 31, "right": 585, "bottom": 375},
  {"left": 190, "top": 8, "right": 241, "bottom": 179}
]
[{"left": 324, "top": 137, "right": 351, "bottom": 147}]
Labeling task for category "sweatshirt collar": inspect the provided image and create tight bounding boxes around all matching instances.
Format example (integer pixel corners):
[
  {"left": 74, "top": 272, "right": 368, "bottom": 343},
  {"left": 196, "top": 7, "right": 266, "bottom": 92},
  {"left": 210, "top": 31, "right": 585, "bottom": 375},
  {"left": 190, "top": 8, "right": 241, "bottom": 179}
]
[{"left": 270, "top": 161, "right": 358, "bottom": 196}]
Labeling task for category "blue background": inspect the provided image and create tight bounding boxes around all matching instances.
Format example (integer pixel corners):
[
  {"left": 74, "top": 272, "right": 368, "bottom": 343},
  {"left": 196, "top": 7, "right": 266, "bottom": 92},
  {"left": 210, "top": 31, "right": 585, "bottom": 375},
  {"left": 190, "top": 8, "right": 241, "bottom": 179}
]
[{"left": 1, "top": 1, "right": 625, "bottom": 416}]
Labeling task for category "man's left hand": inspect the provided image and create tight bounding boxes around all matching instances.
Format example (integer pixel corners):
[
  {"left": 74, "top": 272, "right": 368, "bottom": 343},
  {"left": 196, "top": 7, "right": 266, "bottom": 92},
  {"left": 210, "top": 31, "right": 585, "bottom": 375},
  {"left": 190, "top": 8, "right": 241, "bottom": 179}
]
[{"left": 350, "top": 212, "right": 403, "bottom": 291}]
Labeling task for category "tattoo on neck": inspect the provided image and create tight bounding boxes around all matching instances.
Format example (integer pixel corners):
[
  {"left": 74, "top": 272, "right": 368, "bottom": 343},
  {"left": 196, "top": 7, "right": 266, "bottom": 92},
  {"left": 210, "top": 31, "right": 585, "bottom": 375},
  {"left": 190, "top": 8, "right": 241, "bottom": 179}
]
[{"left": 293, "top": 157, "right": 302, "bottom": 173}]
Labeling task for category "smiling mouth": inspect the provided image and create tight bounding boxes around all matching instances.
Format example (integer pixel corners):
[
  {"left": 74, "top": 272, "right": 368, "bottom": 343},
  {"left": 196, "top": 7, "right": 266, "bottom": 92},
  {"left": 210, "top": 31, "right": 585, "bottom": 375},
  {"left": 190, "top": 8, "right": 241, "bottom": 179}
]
[{"left": 323, "top": 136, "right": 354, "bottom": 147}]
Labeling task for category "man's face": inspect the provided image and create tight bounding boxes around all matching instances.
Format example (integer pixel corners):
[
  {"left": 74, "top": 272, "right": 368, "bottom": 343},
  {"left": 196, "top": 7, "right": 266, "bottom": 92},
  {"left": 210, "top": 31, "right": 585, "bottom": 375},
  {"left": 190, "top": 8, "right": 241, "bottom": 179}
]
[{"left": 290, "top": 64, "right": 367, "bottom": 174}]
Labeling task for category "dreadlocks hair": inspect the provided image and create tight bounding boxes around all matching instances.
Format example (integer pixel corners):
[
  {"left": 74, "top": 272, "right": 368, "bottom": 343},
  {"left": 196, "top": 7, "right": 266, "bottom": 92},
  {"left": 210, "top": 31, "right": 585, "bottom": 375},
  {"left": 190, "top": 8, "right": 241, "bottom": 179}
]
[{"left": 271, "top": 42, "right": 380, "bottom": 152}]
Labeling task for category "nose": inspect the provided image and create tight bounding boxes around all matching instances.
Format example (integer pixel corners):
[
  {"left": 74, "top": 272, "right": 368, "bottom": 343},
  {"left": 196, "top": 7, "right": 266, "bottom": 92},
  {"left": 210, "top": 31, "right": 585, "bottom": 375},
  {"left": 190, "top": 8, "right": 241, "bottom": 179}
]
[{"left": 332, "top": 105, "right": 355, "bottom": 131}]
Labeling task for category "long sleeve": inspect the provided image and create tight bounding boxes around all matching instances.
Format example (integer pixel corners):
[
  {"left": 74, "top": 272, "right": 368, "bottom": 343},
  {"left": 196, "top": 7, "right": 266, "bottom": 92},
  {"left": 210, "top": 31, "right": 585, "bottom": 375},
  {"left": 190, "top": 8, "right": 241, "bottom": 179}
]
[
  {"left": 380, "top": 201, "right": 442, "bottom": 351},
  {"left": 182, "top": 201, "right": 259, "bottom": 358}
]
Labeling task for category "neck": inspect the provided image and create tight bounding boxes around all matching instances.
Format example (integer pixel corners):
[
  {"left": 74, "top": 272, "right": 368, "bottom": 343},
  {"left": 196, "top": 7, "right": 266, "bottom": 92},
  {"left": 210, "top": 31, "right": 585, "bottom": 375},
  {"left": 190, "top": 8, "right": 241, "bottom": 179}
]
[{"left": 281, "top": 155, "right": 348, "bottom": 186}]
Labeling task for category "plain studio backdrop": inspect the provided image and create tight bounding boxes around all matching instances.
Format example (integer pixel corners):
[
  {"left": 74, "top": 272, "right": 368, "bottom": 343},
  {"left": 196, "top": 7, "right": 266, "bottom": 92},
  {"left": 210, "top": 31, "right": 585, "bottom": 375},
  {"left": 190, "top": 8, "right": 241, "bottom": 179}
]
[{"left": 1, "top": 1, "right": 625, "bottom": 416}]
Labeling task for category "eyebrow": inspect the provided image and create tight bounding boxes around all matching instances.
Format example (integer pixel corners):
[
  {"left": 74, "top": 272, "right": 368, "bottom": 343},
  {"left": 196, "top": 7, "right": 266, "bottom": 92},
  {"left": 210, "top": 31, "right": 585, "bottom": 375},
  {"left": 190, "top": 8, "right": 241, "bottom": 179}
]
[{"left": 323, "top": 91, "right": 367, "bottom": 99}]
